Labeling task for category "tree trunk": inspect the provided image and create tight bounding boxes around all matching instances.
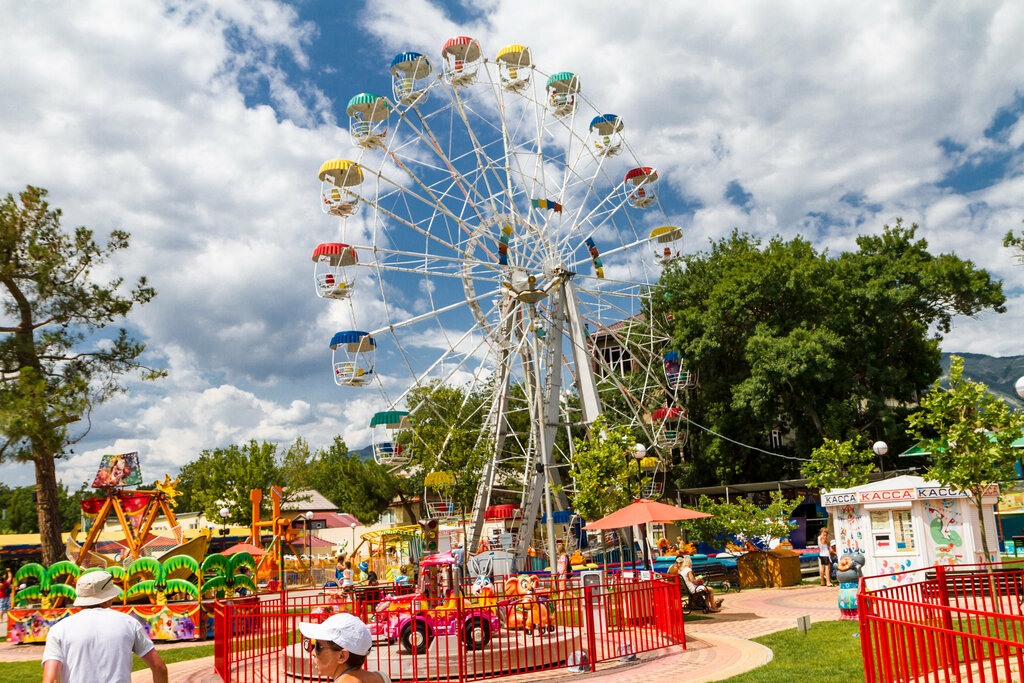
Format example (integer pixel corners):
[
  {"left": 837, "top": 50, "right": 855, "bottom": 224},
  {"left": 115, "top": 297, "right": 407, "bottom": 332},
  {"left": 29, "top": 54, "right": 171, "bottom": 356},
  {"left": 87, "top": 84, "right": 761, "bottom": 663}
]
[
  {"left": 34, "top": 447, "right": 65, "bottom": 565},
  {"left": 974, "top": 495, "right": 992, "bottom": 563}
]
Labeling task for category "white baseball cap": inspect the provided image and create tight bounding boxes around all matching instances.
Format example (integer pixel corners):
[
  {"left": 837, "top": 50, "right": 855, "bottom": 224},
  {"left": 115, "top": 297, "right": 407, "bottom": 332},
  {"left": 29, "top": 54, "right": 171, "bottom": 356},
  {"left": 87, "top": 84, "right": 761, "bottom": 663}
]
[
  {"left": 75, "top": 571, "right": 122, "bottom": 607},
  {"left": 298, "top": 613, "right": 372, "bottom": 656}
]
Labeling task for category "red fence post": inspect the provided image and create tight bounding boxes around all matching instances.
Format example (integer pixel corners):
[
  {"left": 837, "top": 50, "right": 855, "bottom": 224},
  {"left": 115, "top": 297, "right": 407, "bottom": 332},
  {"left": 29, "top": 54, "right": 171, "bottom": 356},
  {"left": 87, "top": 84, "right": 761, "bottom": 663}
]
[
  {"left": 858, "top": 578, "right": 873, "bottom": 683},
  {"left": 583, "top": 584, "right": 597, "bottom": 672}
]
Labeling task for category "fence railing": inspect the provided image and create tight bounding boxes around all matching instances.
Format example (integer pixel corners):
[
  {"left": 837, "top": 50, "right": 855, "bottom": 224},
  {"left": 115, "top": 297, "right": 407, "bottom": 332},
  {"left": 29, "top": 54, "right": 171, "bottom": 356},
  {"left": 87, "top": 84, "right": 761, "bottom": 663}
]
[
  {"left": 859, "top": 560, "right": 1024, "bottom": 683},
  {"left": 214, "top": 574, "right": 685, "bottom": 682}
]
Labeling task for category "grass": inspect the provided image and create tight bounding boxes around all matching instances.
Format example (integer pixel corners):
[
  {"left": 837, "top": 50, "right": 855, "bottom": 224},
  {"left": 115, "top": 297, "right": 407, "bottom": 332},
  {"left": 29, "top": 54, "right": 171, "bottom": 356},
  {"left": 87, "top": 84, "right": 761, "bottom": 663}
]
[
  {"left": 720, "top": 620, "right": 864, "bottom": 682},
  {"left": 0, "top": 643, "right": 215, "bottom": 683}
]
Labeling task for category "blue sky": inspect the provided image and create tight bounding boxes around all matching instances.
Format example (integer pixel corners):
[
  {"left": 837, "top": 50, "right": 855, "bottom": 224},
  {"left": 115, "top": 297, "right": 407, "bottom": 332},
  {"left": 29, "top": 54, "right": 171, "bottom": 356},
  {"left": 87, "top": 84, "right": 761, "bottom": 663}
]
[{"left": 1, "top": 0, "right": 1023, "bottom": 488}]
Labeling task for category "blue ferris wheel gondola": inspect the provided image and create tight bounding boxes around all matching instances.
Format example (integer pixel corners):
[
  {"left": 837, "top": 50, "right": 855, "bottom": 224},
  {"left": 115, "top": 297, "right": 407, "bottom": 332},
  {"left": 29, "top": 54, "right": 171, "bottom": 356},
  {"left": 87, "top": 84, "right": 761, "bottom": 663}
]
[{"left": 330, "top": 331, "right": 376, "bottom": 387}]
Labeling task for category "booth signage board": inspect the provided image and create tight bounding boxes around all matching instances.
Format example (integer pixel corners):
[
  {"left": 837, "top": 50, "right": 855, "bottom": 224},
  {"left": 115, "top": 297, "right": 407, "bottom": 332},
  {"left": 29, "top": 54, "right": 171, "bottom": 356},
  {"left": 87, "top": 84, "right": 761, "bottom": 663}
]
[{"left": 822, "top": 476, "right": 999, "bottom": 590}]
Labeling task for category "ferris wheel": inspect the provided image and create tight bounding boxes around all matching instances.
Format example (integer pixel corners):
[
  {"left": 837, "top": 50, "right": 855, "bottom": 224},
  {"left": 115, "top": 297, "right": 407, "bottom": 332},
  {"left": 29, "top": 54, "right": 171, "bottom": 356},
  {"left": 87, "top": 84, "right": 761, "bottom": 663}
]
[{"left": 312, "top": 37, "right": 688, "bottom": 559}]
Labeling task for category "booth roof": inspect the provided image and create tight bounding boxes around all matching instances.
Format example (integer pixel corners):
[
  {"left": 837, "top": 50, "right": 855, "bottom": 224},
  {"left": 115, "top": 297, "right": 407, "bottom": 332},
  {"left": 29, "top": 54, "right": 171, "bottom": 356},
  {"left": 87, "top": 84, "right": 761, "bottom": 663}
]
[
  {"left": 678, "top": 470, "right": 917, "bottom": 498},
  {"left": 824, "top": 474, "right": 928, "bottom": 497}
]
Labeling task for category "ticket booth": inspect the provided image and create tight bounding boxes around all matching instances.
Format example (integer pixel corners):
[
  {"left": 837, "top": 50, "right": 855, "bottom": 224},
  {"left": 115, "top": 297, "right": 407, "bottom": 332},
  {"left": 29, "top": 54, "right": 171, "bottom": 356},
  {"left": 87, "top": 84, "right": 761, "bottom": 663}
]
[{"left": 822, "top": 475, "right": 1000, "bottom": 590}]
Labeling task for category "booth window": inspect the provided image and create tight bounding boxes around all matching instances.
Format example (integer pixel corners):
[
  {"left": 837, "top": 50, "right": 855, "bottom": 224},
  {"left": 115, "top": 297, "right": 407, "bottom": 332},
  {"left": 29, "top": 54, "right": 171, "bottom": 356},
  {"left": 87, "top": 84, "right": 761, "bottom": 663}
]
[{"left": 869, "top": 509, "right": 916, "bottom": 554}]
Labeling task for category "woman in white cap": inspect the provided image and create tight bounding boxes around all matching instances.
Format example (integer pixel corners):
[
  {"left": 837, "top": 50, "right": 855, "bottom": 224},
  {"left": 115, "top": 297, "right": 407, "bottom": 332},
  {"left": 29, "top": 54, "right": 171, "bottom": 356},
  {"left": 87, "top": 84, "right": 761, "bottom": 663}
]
[{"left": 298, "top": 612, "right": 389, "bottom": 682}]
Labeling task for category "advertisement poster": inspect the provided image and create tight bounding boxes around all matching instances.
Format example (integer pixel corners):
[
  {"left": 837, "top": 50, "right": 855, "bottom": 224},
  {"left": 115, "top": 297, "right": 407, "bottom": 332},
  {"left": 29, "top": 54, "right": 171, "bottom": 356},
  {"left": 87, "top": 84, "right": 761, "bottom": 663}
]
[
  {"left": 91, "top": 451, "right": 143, "bottom": 488},
  {"left": 836, "top": 504, "right": 864, "bottom": 553},
  {"left": 925, "top": 498, "right": 965, "bottom": 566}
]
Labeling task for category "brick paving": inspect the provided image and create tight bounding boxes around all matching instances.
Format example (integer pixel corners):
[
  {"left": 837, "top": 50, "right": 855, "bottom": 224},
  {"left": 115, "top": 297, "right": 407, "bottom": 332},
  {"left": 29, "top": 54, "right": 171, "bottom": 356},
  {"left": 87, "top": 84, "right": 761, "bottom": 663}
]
[{"left": 7, "top": 585, "right": 843, "bottom": 682}]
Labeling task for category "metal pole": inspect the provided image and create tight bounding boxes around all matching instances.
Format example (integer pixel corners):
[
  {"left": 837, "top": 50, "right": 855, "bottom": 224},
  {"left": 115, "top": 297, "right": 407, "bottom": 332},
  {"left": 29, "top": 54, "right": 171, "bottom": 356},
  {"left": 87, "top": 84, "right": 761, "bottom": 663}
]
[{"left": 541, "top": 462, "right": 557, "bottom": 576}]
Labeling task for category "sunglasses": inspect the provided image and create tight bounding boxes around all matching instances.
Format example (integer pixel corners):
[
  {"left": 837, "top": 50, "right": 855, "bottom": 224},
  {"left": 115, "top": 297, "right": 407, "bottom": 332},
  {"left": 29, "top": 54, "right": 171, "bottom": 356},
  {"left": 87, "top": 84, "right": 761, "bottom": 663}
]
[{"left": 302, "top": 638, "right": 342, "bottom": 655}]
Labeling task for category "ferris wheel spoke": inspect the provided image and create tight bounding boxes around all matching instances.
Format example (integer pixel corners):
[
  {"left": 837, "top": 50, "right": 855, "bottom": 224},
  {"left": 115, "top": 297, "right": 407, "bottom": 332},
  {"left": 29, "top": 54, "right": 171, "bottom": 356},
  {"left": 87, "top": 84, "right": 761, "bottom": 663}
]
[{"left": 369, "top": 286, "right": 502, "bottom": 337}]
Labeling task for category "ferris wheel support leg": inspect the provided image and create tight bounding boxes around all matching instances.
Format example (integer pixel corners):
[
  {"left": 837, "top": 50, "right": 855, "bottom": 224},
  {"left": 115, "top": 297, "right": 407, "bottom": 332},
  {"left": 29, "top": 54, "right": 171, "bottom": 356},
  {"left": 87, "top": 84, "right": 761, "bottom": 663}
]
[{"left": 564, "top": 282, "right": 602, "bottom": 424}]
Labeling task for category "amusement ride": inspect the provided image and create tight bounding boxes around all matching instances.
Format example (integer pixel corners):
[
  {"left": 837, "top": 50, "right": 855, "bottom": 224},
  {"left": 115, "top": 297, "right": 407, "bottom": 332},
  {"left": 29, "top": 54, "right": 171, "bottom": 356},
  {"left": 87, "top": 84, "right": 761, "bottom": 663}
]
[{"left": 312, "top": 37, "right": 693, "bottom": 567}]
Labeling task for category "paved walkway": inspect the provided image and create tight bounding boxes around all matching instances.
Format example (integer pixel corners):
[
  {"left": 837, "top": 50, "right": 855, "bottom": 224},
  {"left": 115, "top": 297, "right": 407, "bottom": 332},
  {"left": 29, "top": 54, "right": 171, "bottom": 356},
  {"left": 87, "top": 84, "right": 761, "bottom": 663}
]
[{"left": 4, "top": 585, "right": 842, "bottom": 682}]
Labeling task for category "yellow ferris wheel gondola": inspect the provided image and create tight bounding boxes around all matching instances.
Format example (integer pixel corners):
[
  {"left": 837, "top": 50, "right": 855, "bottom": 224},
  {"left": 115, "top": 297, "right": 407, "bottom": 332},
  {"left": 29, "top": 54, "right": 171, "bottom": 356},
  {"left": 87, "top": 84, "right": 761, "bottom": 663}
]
[
  {"left": 423, "top": 471, "right": 456, "bottom": 519},
  {"left": 318, "top": 160, "right": 363, "bottom": 217},
  {"left": 495, "top": 44, "right": 532, "bottom": 92},
  {"left": 649, "top": 226, "right": 683, "bottom": 261}
]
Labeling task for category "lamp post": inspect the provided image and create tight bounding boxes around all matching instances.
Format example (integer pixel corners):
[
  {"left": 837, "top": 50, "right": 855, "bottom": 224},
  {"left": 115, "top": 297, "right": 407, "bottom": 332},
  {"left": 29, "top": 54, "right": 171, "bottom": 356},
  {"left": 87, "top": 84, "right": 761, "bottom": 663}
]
[
  {"left": 304, "top": 511, "right": 314, "bottom": 569},
  {"left": 873, "top": 441, "right": 888, "bottom": 478},
  {"left": 218, "top": 507, "right": 230, "bottom": 540},
  {"left": 349, "top": 522, "right": 358, "bottom": 559},
  {"left": 633, "top": 444, "right": 651, "bottom": 570}
]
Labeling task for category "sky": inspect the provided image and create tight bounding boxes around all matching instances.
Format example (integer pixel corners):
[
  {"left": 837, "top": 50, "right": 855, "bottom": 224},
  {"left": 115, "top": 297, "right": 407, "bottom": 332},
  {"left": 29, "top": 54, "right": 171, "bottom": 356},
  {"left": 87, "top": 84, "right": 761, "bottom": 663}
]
[{"left": 1, "top": 0, "right": 1023, "bottom": 490}]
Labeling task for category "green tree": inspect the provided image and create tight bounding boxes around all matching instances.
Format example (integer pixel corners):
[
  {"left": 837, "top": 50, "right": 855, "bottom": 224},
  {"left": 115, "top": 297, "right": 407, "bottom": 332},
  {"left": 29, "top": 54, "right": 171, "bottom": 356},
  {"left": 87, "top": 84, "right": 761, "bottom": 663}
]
[
  {"left": 907, "top": 355, "right": 1024, "bottom": 561},
  {"left": 403, "top": 381, "right": 491, "bottom": 512},
  {"left": 1004, "top": 223, "right": 1023, "bottom": 262},
  {"left": 676, "top": 492, "right": 798, "bottom": 549},
  {"left": 282, "top": 437, "right": 397, "bottom": 525},
  {"left": 654, "top": 221, "right": 1005, "bottom": 487},
  {"left": 563, "top": 415, "right": 646, "bottom": 521},
  {"left": 0, "top": 481, "right": 90, "bottom": 534},
  {"left": 176, "top": 440, "right": 282, "bottom": 524},
  {"left": 802, "top": 438, "right": 875, "bottom": 492},
  {"left": 0, "top": 186, "right": 163, "bottom": 562}
]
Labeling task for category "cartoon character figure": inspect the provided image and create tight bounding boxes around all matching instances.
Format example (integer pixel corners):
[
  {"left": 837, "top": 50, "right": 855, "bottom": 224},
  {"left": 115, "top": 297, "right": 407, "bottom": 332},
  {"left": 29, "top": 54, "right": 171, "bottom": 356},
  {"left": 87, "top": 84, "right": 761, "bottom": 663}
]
[
  {"left": 470, "top": 575, "right": 496, "bottom": 609},
  {"left": 835, "top": 551, "right": 865, "bottom": 620},
  {"left": 503, "top": 575, "right": 553, "bottom": 633}
]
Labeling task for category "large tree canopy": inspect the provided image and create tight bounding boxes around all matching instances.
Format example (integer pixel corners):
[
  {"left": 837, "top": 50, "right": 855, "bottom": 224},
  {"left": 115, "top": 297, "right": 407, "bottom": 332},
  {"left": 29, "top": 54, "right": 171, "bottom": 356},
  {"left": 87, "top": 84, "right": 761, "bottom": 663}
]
[
  {"left": 0, "top": 186, "right": 163, "bottom": 562},
  {"left": 654, "top": 221, "right": 1005, "bottom": 487}
]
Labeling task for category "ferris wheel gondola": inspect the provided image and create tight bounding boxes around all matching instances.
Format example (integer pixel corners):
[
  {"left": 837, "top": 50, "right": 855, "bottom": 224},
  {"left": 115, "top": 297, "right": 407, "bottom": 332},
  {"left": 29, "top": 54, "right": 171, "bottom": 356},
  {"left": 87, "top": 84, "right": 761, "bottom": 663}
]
[
  {"left": 370, "top": 411, "right": 412, "bottom": 468},
  {"left": 624, "top": 167, "right": 658, "bottom": 208},
  {"left": 589, "top": 114, "right": 623, "bottom": 157},
  {"left": 441, "top": 36, "right": 483, "bottom": 87},
  {"left": 649, "top": 226, "right": 683, "bottom": 261},
  {"left": 546, "top": 71, "right": 580, "bottom": 116},
  {"left": 312, "top": 243, "right": 358, "bottom": 300},
  {"left": 664, "top": 350, "right": 695, "bottom": 391},
  {"left": 389, "top": 51, "right": 433, "bottom": 105},
  {"left": 495, "top": 44, "right": 532, "bottom": 92},
  {"left": 650, "top": 407, "right": 687, "bottom": 449},
  {"left": 346, "top": 93, "right": 391, "bottom": 149},
  {"left": 423, "top": 471, "right": 456, "bottom": 519},
  {"left": 319, "top": 160, "right": 363, "bottom": 217},
  {"left": 639, "top": 455, "right": 666, "bottom": 500},
  {"left": 330, "top": 331, "right": 375, "bottom": 387}
]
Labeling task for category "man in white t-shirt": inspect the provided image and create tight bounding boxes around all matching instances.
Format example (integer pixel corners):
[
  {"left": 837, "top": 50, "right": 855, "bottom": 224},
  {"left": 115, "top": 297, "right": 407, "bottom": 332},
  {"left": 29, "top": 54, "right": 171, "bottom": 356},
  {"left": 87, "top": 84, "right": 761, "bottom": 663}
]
[{"left": 42, "top": 570, "right": 167, "bottom": 683}]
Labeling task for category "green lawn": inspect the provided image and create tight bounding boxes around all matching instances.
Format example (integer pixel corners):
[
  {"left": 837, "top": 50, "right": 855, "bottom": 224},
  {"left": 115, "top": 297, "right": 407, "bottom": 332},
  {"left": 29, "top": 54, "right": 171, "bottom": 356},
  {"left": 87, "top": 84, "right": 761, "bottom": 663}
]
[
  {"left": 0, "top": 643, "right": 214, "bottom": 683},
  {"left": 721, "top": 620, "right": 864, "bottom": 682}
]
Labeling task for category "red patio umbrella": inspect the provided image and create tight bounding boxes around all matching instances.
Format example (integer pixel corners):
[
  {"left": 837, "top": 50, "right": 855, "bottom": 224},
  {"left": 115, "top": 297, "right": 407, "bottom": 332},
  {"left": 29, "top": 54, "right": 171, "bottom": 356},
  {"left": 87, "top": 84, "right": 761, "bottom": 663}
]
[
  {"left": 220, "top": 542, "right": 268, "bottom": 556},
  {"left": 583, "top": 498, "right": 712, "bottom": 530}
]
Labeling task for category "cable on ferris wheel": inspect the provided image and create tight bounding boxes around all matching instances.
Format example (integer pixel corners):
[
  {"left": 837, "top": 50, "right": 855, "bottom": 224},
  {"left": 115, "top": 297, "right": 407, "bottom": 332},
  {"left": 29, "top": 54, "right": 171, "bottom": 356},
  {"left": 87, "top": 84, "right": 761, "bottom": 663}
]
[
  {"left": 650, "top": 406, "right": 687, "bottom": 449},
  {"left": 330, "top": 331, "right": 375, "bottom": 387},
  {"left": 441, "top": 36, "right": 483, "bottom": 87},
  {"left": 649, "top": 226, "right": 683, "bottom": 261},
  {"left": 423, "top": 471, "right": 456, "bottom": 519},
  {"left": 370, "top": 410, "right": 412, "bottom": 469},
  {"left": 545, "top": 71, "right": 580, "bottom": 116},
  {"left": 623, "top": 167, "right": 658, "bottom": 208},
  {"left": 589, "top": 114, "right": 624, "bottom": 157},
  {"left": 312, "top": 243, "right": 358, "bottom": 300},
  {"left": 346, "top": 93, "right": 391, "bottom": 149},
  {"left": 319, "top": 159, "right": 363, "bottom": 217},
  {"left": 495, "top": 44, "right": 532, "bottom": 92}
]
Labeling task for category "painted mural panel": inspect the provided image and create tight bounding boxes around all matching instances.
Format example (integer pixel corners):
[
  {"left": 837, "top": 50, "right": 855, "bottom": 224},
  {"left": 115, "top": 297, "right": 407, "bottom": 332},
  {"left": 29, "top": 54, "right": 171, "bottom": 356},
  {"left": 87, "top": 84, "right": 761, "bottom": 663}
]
[
  {"left": 924, "top": 498, "right": 965, "bottom": 566},
  {"left": 836, "top": 504, "right": 864, "bottom": 553}
]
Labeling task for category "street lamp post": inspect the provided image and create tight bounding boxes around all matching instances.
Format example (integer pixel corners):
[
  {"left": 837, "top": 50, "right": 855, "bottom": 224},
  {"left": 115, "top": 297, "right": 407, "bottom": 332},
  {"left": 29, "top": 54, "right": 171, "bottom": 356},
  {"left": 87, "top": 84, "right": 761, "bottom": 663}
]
[
  {"left": 633, "top": 444, "right": 651, "bottom": 570},
  {"left": 304, "top": 511, "right": 314, "bottom": 579},
  {"left": 218, "top": 507, "right": 230, "bottom": 541},
  {"left": 349, "top": 522, "right": 358, "bottom": 561},
  {"left": 874, "top": 441, "right": 889, "bottom": 478}
]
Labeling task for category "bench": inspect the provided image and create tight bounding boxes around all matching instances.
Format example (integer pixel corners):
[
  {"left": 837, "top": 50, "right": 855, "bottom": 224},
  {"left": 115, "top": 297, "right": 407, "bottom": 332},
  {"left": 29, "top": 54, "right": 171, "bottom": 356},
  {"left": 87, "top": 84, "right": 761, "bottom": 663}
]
[{"left": 691, "top": 560, "right": 740, "bottom": 592}]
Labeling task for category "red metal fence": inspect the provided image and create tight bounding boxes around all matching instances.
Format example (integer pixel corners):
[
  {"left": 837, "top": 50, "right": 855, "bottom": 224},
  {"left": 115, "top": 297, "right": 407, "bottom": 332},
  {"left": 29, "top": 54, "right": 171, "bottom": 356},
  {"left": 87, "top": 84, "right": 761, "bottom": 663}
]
[
  {"left": 213, "top": 574, "right": 685, "bottom": 682},
  {"left": 859, "top": 560, "right": 1024, "bottom": 683}
]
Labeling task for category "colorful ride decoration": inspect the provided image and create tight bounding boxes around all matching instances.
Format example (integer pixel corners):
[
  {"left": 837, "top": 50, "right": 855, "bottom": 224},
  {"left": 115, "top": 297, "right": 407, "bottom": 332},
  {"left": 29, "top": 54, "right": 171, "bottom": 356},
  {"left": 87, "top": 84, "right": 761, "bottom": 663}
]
[
  {"left": 650, "top": 226, "right": 683, "bottom": 261},
  {"left": 346, "top": 93, "right": 391, "bottom": 148},
  {"left": 663, "top": 350, "right": 695, "bottom": 390},
  {"left": 201, "top": 552, "right": 257, "bottom": 599},
  {"left": 649, "top": 406, "right": 687, "bottom": 448},
  {"left": 441, "top": 36, "right": 482, "bottom": 87},
  {"left": 312, "top": 242, "right": 359, "bottom": 300},
  {"left": 13, "top": 561, "right": 80, "bottom": 609},
  {"left": 470, "top": 575, "right": 496, "bottom": 609},
  {"left": 638, "top": 455, "right": 666, "bottom": 500},
  {"left": 370, "top": 410, "right": 412, "bottom": 468},
  {"left": 125, "top": 556, "right": 200, "bottom": 606},
  {"left": 330, "top": 330, "right": 375, "bottom": 386},
  {"left": 7, "top": 603, "right": 204, "bottom": 644},
  {"left": 72, "top": 462, "right": 204, "bottom": 567},
  {"left": 318, "top": 159, "right": 363, "bottom": 217},
  {"left": 503, "top": 575, "right": 554, "bottom": 633},
  {"left": 423, "top": 471, "right": 456, "bottom": 519},
  {"left": 495, "top": 44, "right": 532, "bottom": 92},
  {"left": 390, "top": 51, "right": 432, "bottom": 106},
  {"left": 623, "top": 167, "right": 658, "bottom": 208},
  {"left": 584, "top": 237, "right": 604, "bottom": 279},
  {"left": 546, "top": 71, "right": 580, "bottom": 116},
  {"left": 590, "top": 114, "right": 623, "bottom": 157}
]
